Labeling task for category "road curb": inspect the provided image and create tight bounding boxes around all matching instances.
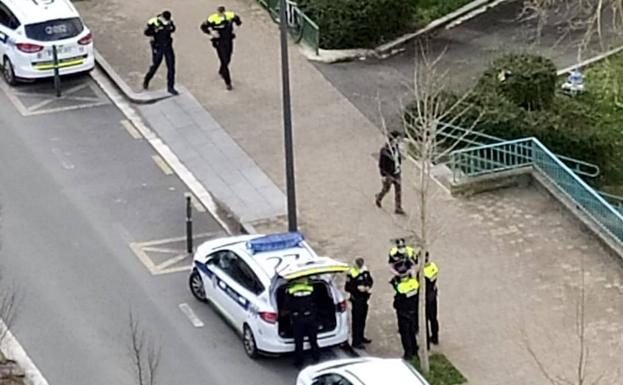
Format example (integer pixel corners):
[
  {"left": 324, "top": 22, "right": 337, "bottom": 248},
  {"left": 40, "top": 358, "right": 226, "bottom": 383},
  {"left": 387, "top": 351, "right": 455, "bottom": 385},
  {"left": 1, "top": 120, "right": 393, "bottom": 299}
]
[
  {"left": 301, "top": 0, "right": 504, "bottom": 63},
  {"left": 557, "top": 44, "right": 623, "bottom": 75},
  {"left": 94, "top": 49, "right": 172, "bottom": 104}
]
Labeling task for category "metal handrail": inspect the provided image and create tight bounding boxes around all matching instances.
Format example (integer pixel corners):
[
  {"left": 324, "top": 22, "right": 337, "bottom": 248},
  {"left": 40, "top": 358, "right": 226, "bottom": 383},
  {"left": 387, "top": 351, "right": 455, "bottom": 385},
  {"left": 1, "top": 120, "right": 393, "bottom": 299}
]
[
  {"left": 449, "top": 138, "right": 623, "bottom": 243},
  {"left": 438, "top": 122, "right": 601, "bottom": 178}
]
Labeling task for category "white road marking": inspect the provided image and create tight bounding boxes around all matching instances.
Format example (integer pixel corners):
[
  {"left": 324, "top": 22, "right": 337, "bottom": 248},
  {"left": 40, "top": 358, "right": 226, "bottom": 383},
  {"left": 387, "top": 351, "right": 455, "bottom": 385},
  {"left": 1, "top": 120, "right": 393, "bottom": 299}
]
[
  {"left": 191, "top": 195, "right": 207, "bottom": 213},
  {"left": 129, "top": 232, "right": 221, "bottom": 275},
  {"left": 121, "top": 119, "right": 142, "bottom": 139},
  {"left": 178, "top": 303, "right": 205, "bottom": 328},
  {"left": 90, "top": 68, "right": 236, "bottom": 235},
  {"left": 51, "top": 147, "right": 75, "bottom": 170},
  {"left": 0, "top": 78, "right": 109, "bottom": 116},
  {"left": 152, "top": 155, "right": 173, "bottom": 175},
  {"left": 0, "top": 320, "right": 50, "bottom": 385}
]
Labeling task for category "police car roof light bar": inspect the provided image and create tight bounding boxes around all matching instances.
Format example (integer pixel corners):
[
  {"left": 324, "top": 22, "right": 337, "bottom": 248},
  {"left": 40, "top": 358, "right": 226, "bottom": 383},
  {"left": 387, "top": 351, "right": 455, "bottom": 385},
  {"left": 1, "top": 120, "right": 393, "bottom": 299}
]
[{"left": 247, "top": 232, "right": 304, "bottom": 254}]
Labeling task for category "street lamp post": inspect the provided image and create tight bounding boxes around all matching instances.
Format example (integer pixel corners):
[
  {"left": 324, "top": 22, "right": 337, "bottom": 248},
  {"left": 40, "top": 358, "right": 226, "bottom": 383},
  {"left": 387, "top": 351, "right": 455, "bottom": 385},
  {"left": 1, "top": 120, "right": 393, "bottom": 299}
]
[{"left": 279, "top": 0, "right": 298, "bottom": 232}]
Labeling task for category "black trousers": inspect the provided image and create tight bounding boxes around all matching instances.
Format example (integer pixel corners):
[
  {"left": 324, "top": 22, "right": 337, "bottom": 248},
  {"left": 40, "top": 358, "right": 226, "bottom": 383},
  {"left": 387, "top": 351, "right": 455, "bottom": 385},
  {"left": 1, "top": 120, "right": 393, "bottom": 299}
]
[
  {"left": 144, "top": 43, "right": 175, "bottom": 90},
  {"left": 213, "top": 39, "right": 234, "bottom": 86},
  {"left": 426, "top": 295, "right": 439, "bottom": 346},
  {"left": 292, "top": 315, "right": 319, "bottom": 365},
  {"left": 351, "top": 299, "right": 368, "bottom": 346},
  {"left": 396, "top": 309, "right": 418, "bottom": 359}
]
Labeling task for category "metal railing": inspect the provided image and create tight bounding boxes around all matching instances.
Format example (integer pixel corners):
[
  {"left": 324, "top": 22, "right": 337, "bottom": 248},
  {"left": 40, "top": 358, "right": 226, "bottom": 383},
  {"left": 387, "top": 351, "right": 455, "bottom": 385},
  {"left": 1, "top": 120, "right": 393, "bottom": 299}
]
[
  {"left": 449, "top": 138, "right": 623, "bottom": 243},
  {"left": 256, "top": 0, "right": 320, "bottom": 54},
  {"left": 599, "top": 191, "right": 623, "bottom": 215},
  {"left": 437, "top": 122, "right": 601, "bottom": 178}
]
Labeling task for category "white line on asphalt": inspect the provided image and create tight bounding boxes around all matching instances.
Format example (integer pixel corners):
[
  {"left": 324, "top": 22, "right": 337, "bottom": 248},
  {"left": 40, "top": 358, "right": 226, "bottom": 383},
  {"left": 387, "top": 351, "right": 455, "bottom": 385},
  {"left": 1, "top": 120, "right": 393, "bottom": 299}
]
[
  {"left": 191, "top": 195, "right": 207, "bottom": 213},
  {"left": 90, "top": 69, "right": 236, "bottom": 235},
  {"left": 152, "top": 155, "right": 174, "bottom": 175},
  {"left": 0, "top": 319, "right": 50, "bottom": 385},
  {"left": 121, "top": 119, "right": 142, "bottom": 139},
  {"left": 178, "top": 303, "right": 205, "bottom": 327},
  {"left": 51, "top": 147, "right": 75, "bottom": 170}
]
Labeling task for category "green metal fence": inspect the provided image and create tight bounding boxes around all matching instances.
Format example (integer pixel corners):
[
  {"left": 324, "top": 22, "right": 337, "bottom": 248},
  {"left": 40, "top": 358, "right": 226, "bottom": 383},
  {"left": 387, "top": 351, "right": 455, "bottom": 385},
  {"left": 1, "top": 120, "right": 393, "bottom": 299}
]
[
  {"left": 449, "top": 138, "right": 623, "bottom": 243},
  {"left": 256, "top": 0, "right": 319, "bottom": 54},
  {"left": 437, "top": 122, "right": 601, "bottom": 178}
]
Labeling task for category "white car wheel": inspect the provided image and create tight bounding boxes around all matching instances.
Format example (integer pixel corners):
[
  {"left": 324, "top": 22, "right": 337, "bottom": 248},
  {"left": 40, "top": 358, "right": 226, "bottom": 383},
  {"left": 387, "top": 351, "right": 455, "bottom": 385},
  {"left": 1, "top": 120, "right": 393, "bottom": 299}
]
[
  {"left": 189, "top": 269, "right": 207, "bottom": 302},
  {"left": 243, "top": 325, "right": 259, "bottom": 359},
  {"left": 3, "top": 57, "right": 16, "bottom": 86}
]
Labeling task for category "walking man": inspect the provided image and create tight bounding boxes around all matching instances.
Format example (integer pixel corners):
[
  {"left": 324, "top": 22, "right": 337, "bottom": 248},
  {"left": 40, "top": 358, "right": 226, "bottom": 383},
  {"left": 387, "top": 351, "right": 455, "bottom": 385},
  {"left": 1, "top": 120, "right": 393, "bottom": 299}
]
[
  {"left": 283, "top": 277, "right": 320, "bottom": 367},
  {"left": 423, "top": 252, "right": 439, "bottom": 348},
  {"left": 200, "top": 6, "right": 242, "bottom": 90},
  {"left": 390, "top": 265, "right": 419, "bottom": 360},
  {"left": 375, "top": 131, "right": 405, "bottom": 215},
  {"left": 143, "top": 10, "right": 178, "bottom": 95},
  {"left": 345, "top": 257, "right": 373, "bottom": 349}
]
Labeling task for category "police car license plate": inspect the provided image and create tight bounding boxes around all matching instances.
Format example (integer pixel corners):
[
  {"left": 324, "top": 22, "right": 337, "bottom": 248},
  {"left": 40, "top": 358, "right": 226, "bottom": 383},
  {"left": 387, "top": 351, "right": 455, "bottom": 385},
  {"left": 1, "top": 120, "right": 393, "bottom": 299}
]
[{"left": 46, "top": 45, "right": 74, "bottom": 57}]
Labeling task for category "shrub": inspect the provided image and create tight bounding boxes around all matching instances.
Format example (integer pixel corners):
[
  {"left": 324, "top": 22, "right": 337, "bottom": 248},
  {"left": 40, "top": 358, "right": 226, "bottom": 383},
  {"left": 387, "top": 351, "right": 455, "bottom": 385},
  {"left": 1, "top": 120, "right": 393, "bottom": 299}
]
[
  {"left": 298, "top": 0, "right": 414, "bottom": 49},
  {"left": 477, "top": 54, "right": 557, "bottom": 110}
]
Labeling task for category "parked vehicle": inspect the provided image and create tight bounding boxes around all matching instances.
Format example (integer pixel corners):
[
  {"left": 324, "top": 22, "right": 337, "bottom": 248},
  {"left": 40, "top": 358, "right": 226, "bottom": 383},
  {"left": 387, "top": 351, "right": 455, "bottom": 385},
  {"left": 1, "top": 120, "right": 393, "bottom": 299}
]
[
  {"left": 189, "top": 232, "right": 350, "bottom": 358},
  {"left": 0, "top": 0, "right": 94, "bottom": 85}
]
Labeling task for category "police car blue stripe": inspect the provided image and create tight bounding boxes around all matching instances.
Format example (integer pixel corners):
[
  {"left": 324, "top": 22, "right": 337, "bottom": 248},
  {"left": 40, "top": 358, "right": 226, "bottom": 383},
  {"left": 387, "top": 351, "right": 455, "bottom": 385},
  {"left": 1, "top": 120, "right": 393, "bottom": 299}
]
[{"left": 194, "top": 261, "right": 249, "bottom": 310}]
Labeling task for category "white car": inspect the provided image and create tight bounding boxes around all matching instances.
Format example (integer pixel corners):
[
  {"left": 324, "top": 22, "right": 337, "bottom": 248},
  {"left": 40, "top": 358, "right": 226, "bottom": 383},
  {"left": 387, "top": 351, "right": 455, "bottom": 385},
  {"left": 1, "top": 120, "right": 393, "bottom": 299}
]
[
  {"left": 0, "top": 0, "right": 94, "bottom": 85},
  {"left": 296, "top": 357, "right": 431, "bottom": 385},
  {"left": 188, "top": 232, "right": 350, "bottom": 358}
]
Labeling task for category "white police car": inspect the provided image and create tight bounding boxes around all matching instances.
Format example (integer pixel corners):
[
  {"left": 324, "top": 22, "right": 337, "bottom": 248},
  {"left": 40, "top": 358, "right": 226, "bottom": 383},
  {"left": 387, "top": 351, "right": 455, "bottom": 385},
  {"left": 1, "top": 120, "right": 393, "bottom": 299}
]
[
  {"left": 296, "top": 357, "right": 431, "bottom": 385},
  {"left": 188, "top": 232, "right": 350, "bottom": 358},
  {"left": 0, "top": 0, "right": 94, "bottom": 85}
]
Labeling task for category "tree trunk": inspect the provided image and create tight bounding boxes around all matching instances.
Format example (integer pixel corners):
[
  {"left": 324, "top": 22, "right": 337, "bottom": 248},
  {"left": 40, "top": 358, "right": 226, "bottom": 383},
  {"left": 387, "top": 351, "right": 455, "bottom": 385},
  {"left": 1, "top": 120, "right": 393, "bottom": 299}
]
[{"left": 418, "top": 158, "right": 430, "bottom": 374}]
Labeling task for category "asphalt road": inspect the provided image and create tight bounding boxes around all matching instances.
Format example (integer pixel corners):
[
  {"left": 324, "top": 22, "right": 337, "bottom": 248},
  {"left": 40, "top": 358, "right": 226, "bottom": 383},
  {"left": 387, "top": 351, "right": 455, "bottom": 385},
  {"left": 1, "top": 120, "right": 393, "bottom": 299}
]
[{"left": 0, "top": 75, "right": 298, "bottom": 384}]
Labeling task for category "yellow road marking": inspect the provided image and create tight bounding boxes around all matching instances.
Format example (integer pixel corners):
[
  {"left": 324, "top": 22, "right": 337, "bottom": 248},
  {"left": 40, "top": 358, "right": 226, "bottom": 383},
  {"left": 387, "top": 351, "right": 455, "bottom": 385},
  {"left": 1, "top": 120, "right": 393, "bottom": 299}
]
[
  {"left": 152, "top": 155, "right": 173, "bottom": 175},
  {"left": 121, "top": 119, "right": 142, "bottom": 139}
]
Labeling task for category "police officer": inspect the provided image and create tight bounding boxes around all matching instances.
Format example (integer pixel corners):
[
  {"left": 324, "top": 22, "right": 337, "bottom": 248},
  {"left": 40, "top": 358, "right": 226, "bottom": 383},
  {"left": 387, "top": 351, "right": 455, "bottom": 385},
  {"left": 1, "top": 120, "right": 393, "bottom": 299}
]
[
  {"left": 423, "top": 252, "right": 439, "bottom": 347},
  {"left": 200, "top": 6, "right": 242, "bottom": 90},
  {"left": 283, "top": 277, "right": 320, "bottom": 367},
  {"left": 390, "top": 264, "right": 420, "bottom": 360},
  {"left": 388, "top": 238, "right": 418, "bottom": 276},
  {"left": 143, "top": 11, "right": 178, "bottom": 95},
  {"left": 345, "top": 257, "right": 373, "bottom": 349}
]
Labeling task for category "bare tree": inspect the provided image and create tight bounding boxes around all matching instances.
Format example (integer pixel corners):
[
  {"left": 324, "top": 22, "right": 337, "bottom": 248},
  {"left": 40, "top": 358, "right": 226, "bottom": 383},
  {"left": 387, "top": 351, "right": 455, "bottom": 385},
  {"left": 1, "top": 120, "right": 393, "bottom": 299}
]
[
  {"left": 521, "top": 0, "right": 623, "bottom": 55},
  {"left": 391, "top": 42, "right": 482, "bottom": 373},
  {"left": 128, "top": 310, "right": 161, "bottom": 385},
  {"left": 522, "top": 255, "right": 623, "bottom": 385},
  {"left": 0, "top": 269, "right": 18, "bottom": 348}
]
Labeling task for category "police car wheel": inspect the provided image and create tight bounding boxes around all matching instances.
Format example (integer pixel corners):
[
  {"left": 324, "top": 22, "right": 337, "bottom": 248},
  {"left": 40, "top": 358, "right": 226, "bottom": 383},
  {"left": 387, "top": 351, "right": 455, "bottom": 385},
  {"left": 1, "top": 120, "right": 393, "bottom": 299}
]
[
  {"left": 189, "top": 270, "right": 207, "bottom": 302},
  {"left": 243, "top": 325, "right": 259, "bottom": 359},
  {"left": 2, "top": 57, "right": 16, "bottom": 86}
]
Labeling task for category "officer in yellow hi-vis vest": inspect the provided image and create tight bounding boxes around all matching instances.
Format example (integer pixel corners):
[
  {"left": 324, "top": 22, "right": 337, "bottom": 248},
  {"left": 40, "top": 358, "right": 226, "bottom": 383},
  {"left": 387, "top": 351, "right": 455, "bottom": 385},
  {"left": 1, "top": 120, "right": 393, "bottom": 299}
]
[
  {"left": 345, "top": 257, "right": 373, "bottom": 349},
  {"left": 423, "top": 251, "right": 439, "bottom": 347},
  {"left": 283, "top": 277, "right": 319, "bottom": 368},
  {"left": 200, "top": 6, "right": 242, "bottom": 90},
  {"left": 143, "top": 11, "right": 178, "bottom": 95},
  {"left": 390, "top": 264, "right": 420, "bottom": 360},
  {"left": 388, "top": 238, "right": 419, "bottom": 276}
]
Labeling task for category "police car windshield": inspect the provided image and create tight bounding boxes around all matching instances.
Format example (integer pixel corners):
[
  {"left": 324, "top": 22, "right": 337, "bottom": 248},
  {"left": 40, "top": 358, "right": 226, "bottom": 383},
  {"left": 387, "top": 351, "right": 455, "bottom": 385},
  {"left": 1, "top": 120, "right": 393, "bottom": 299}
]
[{"left": 25, "top": 17, "right": 83, "bottom": 41}]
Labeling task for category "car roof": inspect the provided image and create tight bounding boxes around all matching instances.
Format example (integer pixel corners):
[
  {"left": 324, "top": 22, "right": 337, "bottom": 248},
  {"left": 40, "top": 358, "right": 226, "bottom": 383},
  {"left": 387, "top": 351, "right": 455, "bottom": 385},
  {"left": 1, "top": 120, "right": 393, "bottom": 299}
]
[
  {"left": 4, "top": 0, "right": 79, "bottom": 24},
  {"left": 330, "top": 358, "right": 429, "bottom": 385},
  {"left": 195, "top": 234, "right": 318, "bottom": 281},
  {"left": 228, "top": 237, "right": 317, "bottom": 280}
]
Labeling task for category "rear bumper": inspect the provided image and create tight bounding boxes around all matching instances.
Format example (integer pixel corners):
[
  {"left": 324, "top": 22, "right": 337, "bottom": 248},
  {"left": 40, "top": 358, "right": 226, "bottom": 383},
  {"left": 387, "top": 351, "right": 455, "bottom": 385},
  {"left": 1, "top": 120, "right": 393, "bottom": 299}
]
[
  {"left": 12, "top": 49, "right": 95, "bottom": 80},
  {"left": 254, "top": 313, "right": 349, "bottom": 354}
]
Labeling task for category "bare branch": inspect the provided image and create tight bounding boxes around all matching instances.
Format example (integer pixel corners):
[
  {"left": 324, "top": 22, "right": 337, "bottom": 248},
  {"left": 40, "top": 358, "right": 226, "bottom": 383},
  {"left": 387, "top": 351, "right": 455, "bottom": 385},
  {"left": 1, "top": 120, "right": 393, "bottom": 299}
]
[
  {"left": 0, "top": 269, "right": 20, "bottom": 346},
  {"left": 128, "top": 309, "right": 161, "bottom": 385}
]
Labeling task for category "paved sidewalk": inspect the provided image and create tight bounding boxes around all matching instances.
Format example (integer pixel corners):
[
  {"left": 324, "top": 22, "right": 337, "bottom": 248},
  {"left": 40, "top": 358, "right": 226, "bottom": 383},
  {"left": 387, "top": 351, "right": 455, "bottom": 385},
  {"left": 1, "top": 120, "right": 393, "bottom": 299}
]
[{"left": 76, "top": 0, "right": 623, "bottom": 383}]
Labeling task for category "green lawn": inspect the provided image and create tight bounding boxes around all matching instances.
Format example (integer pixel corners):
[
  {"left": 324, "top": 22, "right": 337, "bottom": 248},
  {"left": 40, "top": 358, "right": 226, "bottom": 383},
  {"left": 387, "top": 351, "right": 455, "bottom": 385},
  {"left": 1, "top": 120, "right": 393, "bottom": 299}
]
[
  {"left": 410, "top": 353, "right": 467, "bottom": 385},
  {"left": 575, "top": 53, "right": 623, "bottom": 196}
]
